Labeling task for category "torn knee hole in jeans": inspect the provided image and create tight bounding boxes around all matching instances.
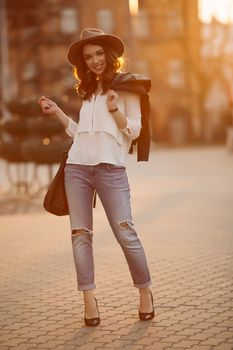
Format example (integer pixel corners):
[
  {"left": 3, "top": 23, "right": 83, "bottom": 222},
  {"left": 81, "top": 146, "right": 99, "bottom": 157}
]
[
  {"left": 72, "top": 228, "right": 92, "bottom": 237},
  {"left": 119, "top": 221, "right": 131, "bottom": 229}
]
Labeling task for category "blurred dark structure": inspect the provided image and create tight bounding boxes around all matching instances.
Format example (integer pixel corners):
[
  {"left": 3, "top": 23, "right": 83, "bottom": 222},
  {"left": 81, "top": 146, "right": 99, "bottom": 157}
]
[{"left": 0, "top": 98, "right": 71, "bottom": 194}]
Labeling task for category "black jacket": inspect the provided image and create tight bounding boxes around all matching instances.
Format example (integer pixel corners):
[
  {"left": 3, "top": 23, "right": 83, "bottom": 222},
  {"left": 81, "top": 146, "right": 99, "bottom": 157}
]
[{"left": 110, "top": 72, "right": 151, "bottom": 161}]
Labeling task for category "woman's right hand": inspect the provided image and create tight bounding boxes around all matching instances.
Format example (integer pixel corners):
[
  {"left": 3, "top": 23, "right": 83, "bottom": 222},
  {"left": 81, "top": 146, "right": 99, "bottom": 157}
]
[
  {"left": 38, "top": 96, "right": 61, "bottom": 116},
  {"left": 38, "top": 96, "right": 70, "bottom": 129}
]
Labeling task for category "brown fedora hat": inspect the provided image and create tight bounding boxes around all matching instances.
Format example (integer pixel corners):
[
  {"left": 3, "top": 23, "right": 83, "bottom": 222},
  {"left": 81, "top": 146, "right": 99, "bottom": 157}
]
[{"left": 67, "top": 28, "right": 125, "bottom": 65}]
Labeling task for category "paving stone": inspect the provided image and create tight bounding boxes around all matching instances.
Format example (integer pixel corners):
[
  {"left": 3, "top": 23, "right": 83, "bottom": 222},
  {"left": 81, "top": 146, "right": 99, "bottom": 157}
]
[
  {"left": 217, "top": 331, "right": 233, "bottom": 339},
  {"left": 172, "top": 339, "right": 199, "bottom": 347},
  {"left": 145, "top": 343, "right": 172, "bottom": 350},
  {"left": 200, "top": 338, "right": 225, "bottom": 346},
  {"left": 103, "top": 339, "right": 133, "bottom": 348},
  {"left": 0, "top": 334, "right": 15, "bottom": 342},
  {"left": 189, "top": 333, "right": 212, "bottom": 340},
  {"left": 120, "top": 346, "right": 143, "bottom": 350},
  {"left": 164, "top": 348, "right": 188, "bottom": 350},
  {"left": 78, "top": 344, "right": 106, "bottom": 350},
  {"left": 176, "top": 328, "right": 198, "bottom": 336},
  {"left": 134, "top": 337, "right": 154, "bottom": 345},
  {"left": 212, "top": 344, "right": 233, "bottom": 350},
  {"left": 56, "top": 346, "right": 80, "bottom": 350},
  {"left": 151, "top": 330, "right": 175, "bottom": 338},
  {"left": 0, "top": 339, "right": 24, "bottom": 347},
  {"left": 191, "top": 346, "right": 212, "bottom": 350},
  {"left": 165, "top": 335, "right": 187, "bottom": 342},
  {"left": 9, "top": 344, "right": 38, "bottom": 350},
  {"left": 192, "top": 322, "right": 217, "bottom": 330}
]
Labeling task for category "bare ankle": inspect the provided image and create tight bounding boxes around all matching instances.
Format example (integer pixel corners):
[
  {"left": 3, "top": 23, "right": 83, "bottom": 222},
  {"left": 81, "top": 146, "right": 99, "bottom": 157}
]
[
  {"left": 83, "top": 290, "right": 95, "bottom": 303},
  {"left": 139, "top": 287, "right": 151, "bottom": 295}
]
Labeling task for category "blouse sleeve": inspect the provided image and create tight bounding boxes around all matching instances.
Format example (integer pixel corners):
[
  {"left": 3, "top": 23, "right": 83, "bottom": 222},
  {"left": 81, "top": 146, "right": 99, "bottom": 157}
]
[
  {"left": 65, "top": 118, "right": 78, "bottom": 138},
  {"left": 120, "top": 92, "right": 141, "bottom": 140}
]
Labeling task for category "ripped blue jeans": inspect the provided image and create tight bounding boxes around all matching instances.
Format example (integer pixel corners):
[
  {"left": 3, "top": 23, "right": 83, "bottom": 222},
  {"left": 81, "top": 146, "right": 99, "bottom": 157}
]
[{"left": 64, "top": 163, "right": 152, "bottom": 291}]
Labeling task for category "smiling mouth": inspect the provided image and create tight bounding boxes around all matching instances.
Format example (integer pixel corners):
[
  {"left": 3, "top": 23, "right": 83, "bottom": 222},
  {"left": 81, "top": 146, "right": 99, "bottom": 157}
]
[{"left": 94, "top": 64, "right": 103, "bottom": 71}]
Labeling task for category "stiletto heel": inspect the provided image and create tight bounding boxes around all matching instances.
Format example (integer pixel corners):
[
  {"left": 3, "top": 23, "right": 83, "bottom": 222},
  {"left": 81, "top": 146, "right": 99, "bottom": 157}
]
[
  {"left": 139, "top": 291, "right": 154, "bottom": 321},
  {"left": 84, "top": 297, "right": 100, "bottom": 327}
]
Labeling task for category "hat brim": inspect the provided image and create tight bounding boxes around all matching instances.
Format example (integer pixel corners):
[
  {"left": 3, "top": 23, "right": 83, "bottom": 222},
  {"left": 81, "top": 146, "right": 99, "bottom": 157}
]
[{"left": 67, "top": 34, "right": 124, "bottom": 66}]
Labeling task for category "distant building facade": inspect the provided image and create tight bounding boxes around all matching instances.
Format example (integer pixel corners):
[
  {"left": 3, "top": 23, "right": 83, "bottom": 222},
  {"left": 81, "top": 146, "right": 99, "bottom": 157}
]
[
  {"left": 129, "top": 0, "right": 201, "bottom": 143},
  {"left": 5, "top": 0, "right": 228, "bottom": 144},
  {"left": 200, "top": 19, "right": 233, "bottom": 142}
]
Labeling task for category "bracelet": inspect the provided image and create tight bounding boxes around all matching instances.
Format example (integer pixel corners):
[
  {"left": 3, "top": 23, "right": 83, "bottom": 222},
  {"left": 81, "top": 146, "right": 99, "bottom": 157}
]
[{"left": 108, "top": 107, "right": 118, "bottom": 114}]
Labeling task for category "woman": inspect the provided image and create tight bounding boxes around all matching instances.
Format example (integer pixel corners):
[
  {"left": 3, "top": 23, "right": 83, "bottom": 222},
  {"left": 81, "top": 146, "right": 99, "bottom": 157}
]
[{"left": 38, "top": 28, "right": 154, "bottom": 327}]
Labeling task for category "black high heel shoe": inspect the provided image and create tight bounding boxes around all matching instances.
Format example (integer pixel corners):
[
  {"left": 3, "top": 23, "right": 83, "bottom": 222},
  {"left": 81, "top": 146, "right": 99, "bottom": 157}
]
[
  {"left": 139, "top": 291, "right": 155, "bottom": 321},
  {"left": 84, "top": 297, "right": 100, "bottom": 327}
]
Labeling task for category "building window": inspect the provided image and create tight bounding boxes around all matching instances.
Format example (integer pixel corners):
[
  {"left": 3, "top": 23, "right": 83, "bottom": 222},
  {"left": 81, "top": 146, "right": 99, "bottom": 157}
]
[
  {"left": 201, "top": 42, "right": 212, "bottom": 58},
  {"left": 132, "top": 10, "right": 149, "bottom": 38},
  {"left": 167, "top": 59, "right": 185, "bottom": 88},
  {"left": 136, "top": 60, "right": 150, "bottom": 76},
  {"left": 22, "top": 62, "right": 37, "bottom": 81},
  {"left": 225, "top": 40, "right": 233, "bottom": 55},
  {"left": 96, "top": 9, "right": 114, "bottom": 33},
  {"left": 201, "top": 24, "right": 212, "bottom": 40},
  {"left": 61, "top": 8, "right": 78, "bottom": 34},
  {"left": 167, "top": 11, "right": 184, "bottom": 36}
]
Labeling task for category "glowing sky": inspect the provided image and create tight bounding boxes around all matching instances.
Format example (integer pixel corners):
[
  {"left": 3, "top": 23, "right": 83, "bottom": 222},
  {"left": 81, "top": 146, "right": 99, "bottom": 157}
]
[
  {"left": 128, "top": 0, "right": 233, "bottom": 23},
  {"left": 199, "top": 0, "right": 233, "bottom": 23}
]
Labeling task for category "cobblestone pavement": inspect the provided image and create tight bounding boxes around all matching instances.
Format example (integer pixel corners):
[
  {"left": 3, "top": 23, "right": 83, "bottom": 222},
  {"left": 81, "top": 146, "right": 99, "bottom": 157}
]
[{"left": 0, "top": 146, "right": 233, "bottom": 350}]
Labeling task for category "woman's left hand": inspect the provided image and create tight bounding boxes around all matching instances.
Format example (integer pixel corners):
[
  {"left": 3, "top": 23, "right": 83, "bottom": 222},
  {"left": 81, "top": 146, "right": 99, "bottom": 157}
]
[{"left": 106, "top": 89, "right": 119, "bottom": 111}]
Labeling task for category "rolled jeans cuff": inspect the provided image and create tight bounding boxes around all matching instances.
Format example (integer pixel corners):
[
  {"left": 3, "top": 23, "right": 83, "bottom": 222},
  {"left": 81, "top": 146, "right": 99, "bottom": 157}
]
[
  {"left": 77, "top": 283, "right": 96, "bottom": 291},
  {"left": 134, "top": 280, "right": 152, "bottom": 289}
]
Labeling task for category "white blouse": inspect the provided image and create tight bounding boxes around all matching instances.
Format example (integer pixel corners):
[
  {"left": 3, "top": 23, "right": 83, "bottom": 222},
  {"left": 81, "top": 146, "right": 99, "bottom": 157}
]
[{"left": 65, "top": 91, "right": 141, "bottom": 166}]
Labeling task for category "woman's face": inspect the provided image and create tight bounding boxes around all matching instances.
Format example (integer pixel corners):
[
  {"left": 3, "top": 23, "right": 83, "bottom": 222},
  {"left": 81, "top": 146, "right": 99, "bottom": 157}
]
[{"left": 82, "top": 44, "right": 107, "bottom": 76}]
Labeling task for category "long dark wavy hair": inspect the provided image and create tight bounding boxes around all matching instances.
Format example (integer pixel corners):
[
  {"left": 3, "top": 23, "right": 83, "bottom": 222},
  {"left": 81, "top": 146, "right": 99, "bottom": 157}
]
[{"left": 73, "top": 41, "right": 124, "bottom": 100}]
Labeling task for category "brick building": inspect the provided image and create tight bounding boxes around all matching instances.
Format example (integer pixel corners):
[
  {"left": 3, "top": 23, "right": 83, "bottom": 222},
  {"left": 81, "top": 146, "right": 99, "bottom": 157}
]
[{"left": 130, "top": 0, "right": 201, "bottom": 143}]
